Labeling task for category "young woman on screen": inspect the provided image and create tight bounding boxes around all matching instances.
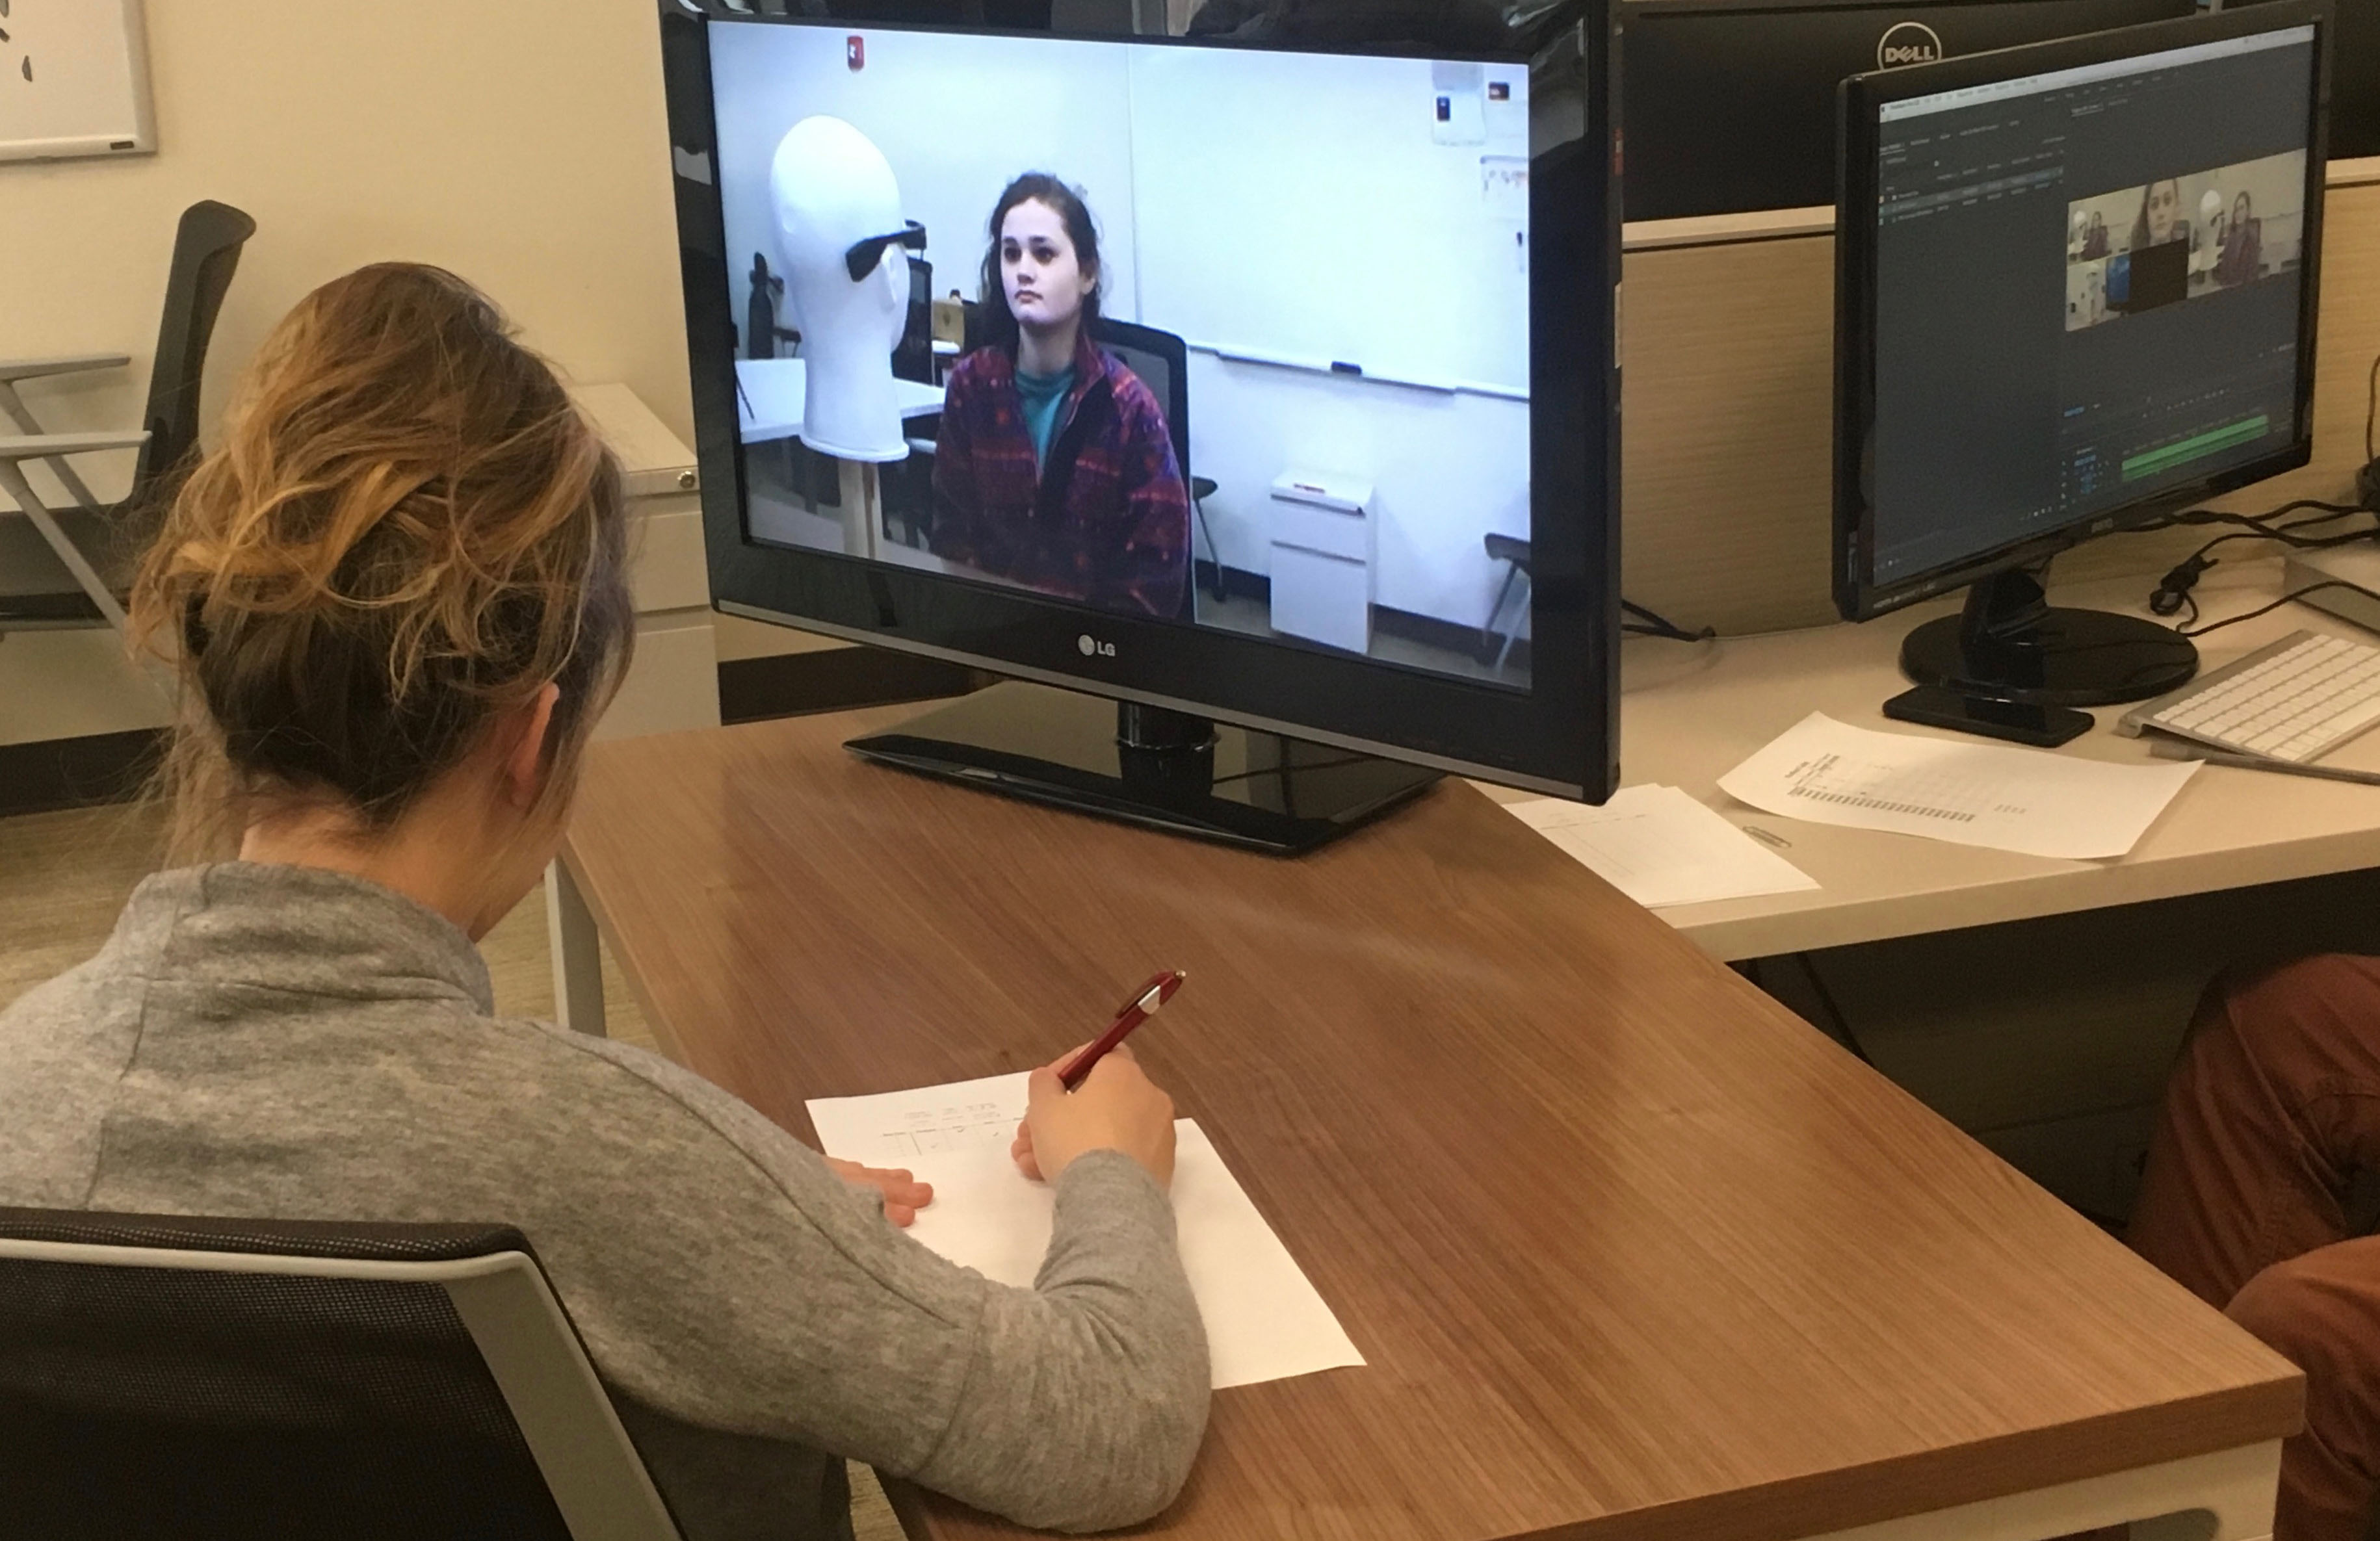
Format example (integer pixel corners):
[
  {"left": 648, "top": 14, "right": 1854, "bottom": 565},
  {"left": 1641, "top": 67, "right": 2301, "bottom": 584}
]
[
  {"left": 2132, "top": 177, "right": 2184, "bottom": 250},
  {"left": 2216, "top": 189, "right": 2264, "bottom": 287},
  {"left": 930, "top": 174, "right": 1192, "bottom": 619},
  {"left": 0, "top": 264, "right": 1207, "bottom": 1541}
]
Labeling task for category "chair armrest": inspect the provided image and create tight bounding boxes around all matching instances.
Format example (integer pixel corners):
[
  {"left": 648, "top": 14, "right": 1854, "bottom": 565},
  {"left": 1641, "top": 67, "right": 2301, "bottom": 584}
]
[
  {"left": 0, "top": 430, "right": 150, "bottom": 459},
  {"left": 0, "top": 354, "right": 133, "bottom": 384}
]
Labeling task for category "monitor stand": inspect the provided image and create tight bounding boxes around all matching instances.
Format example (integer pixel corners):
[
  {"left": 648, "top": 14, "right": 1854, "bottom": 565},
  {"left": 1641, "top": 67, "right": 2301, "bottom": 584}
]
[
  {"left": 1900, "top": 566, "right": 2197, "bottom": 707},
  {"left": 844, "top": 680, "right": 1444, "bottom": 856}
]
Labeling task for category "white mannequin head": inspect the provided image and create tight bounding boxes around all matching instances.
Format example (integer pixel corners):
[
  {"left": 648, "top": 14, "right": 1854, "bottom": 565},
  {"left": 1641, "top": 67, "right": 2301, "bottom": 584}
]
[{"left": 770, "top": 116, "right": 913, "bottom": 462}]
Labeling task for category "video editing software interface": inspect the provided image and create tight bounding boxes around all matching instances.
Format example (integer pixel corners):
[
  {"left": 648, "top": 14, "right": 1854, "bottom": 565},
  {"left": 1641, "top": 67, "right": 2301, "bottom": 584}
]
[
  {"left": 1866, "top": 25, "right": 2316, "bottom": 585},
  {"left": 709, "top": 21, "right": 1539, "bottom": 688}
]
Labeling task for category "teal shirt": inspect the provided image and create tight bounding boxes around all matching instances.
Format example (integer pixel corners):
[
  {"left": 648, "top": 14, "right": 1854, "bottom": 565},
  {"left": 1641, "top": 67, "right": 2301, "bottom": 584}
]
[{"left": 1014, "top": 365, "right": 1076, "bottom": 471}]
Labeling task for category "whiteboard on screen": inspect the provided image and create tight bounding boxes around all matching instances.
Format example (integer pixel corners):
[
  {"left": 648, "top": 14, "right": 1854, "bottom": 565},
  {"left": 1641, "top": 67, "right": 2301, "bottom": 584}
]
[
  {"left": 1124, "top": 46, "right": 1530, "bottom": 396},
  {"left": 0, "top": 0, "right": 157, "bottom": 164}
]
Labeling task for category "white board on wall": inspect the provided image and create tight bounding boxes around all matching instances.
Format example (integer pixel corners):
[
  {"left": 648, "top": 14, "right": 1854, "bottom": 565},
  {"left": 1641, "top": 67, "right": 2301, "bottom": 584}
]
[
  {"left": 1125, "top": 45, "right": 1532, "bottom": 397},
  {"left": 0, "top": 0, "right": 156, "bottom": 164}
]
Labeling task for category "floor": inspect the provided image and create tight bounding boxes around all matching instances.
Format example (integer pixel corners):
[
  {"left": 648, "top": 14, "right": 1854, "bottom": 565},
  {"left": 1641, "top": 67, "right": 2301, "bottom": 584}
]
[{"left": 0, "top": 801, "right": 908, "bottom": 1541}]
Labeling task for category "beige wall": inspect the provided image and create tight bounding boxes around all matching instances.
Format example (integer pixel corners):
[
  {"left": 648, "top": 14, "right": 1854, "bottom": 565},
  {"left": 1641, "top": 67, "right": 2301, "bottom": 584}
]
[
  {"left": 0, "top": 0, "right": 867, "bottom": 745},
  {"left": 6, "top": 0, "right": 690, "bottom": 450}
]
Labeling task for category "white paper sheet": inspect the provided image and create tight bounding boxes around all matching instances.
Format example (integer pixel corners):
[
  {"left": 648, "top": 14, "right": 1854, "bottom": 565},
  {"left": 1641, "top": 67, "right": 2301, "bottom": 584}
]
[
  {"left": 807, "top": 1073, "right": 1364, "bottom": 1390},
  {"left": 1502, "top": 784, "right": 1818, "bottom": 908},
  {"left": 1717, "top": 712, "right": 2200, "bottom": 859}
]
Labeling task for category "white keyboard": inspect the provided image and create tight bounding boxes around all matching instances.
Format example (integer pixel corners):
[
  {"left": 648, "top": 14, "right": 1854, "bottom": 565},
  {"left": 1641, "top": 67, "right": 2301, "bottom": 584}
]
[{"left": 2120, "top": 630, "right": 2380, "bottom": 763}]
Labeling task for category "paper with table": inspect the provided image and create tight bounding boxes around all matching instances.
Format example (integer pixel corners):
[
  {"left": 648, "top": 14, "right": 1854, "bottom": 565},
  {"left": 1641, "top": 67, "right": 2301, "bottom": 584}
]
[
  {"left": 1718, "top": 712, "right": 2199, "bottom": 859},
  {"left": 805, "top": 1072, "right": 1363, "bottom": 1390},
  {"left": 1501, "top": 784, "right": 1818, "bottom": 907}
]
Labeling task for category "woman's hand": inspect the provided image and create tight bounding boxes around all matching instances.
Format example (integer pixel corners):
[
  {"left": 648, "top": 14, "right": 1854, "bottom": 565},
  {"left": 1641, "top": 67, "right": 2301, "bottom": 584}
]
[
  {"left": 826, "top": 1156, "right": 934, "bottom": 1227},
  {"left": 1011, "top": 1042, "right": 1176, "bottom": 1191}
]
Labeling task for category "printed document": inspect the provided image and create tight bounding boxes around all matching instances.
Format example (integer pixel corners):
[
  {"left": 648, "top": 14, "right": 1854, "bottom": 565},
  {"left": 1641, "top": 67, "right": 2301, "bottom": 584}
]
[
  {"left": 1502, "top": 784, "right": 1817, "bottom": 908},
  {"left": 807, "top": 1072, "right": 1364, "bottom": 1390},
  {"left": 1718, "top": 712, "right": 2199, "bottom": 859}
]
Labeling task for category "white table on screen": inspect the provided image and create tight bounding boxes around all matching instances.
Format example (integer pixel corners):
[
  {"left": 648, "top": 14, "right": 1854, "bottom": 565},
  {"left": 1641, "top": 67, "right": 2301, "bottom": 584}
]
[
  {"left": 734, "top": 359, "right": 946, "bottom": 560},
  {"left": 734, "top": 358, "right": 945, "bottom": 444}
]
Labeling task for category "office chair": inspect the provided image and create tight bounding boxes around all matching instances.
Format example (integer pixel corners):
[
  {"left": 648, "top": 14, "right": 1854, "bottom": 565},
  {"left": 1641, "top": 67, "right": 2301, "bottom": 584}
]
[
  {"left": 893, "top": 255, "right": 936, "bottom": 384},
  {"left": 1089, "top": 318, "right": 1225, "bottom": 617},
  {"left": 0, "top": 1208, "right": 682, "bottom": 1541},
  {"left": 745, "top": 253, "right": 800, "bottom": 361},
  {"left": 0, "top": 200, "right": 255, "bottom": 635},
  {"left": 1480, "top": 533, "right": 1530, "bottom": 671}
]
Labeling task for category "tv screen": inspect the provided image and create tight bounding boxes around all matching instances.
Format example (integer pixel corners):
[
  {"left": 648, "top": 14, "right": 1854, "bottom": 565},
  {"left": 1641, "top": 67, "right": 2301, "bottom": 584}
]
[{"left": 660, "top": 2, "right": 1621, "bottom": 800}]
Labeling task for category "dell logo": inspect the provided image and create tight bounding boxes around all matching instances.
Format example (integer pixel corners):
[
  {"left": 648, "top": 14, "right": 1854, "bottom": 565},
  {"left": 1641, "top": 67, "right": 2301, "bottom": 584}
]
[
  {"left": 1877, "top": 21, "right": 1944, "bottom": 69},
  {"left": 1077, "top": 634, "right": 1115, "bottom": 658}
]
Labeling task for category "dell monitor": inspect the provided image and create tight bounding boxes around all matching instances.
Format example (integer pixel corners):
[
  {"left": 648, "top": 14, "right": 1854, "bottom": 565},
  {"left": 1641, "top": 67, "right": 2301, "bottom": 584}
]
[
  {"left": 658, "top": 0, "right": 1621, "bottom": 852},
  {"left": 1620, "top": 0, "right": 2200, "bottom": 222},
  {"left": 1834, "top": 3, "right": 2329, "bottom": 708}
]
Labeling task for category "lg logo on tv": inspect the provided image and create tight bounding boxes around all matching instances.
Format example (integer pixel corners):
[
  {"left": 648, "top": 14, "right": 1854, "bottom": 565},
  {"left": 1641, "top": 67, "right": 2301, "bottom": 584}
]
[
  {"left": 1077, "top": 634, "right": 1116, "bottom": 658},
  {"left": 1877, "top": 21, "right": 1945, "bottom": 68}
]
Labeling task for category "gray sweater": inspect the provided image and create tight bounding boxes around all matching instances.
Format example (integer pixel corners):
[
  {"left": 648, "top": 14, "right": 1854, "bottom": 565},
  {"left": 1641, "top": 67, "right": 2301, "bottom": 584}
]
[{"left": 0, "top": 863, "right": 1209, "bottom": 1540}]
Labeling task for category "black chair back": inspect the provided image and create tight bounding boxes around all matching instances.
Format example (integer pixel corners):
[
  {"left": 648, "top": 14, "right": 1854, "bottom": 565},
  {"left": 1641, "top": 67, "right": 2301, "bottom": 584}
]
[
  {"left": 0, "top": 1209, "right": 664, "bottom": 1541},
  {"left": 894, "top": 255, "right": 937, "bottom": 383},
  {"left": 1090, "top": 317, "right": 1197, "bottom": 620},
  {"left": 1090, "top": 317, "right": 1193, "bottom": 489},
  {"left": 137, "top": 201, "right": 255, "bottom": 503}
]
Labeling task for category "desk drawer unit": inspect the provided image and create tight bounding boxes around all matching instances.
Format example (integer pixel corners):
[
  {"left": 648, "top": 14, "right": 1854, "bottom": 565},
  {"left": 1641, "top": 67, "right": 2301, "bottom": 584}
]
[{"left": 574, "top": 384, "right": 721, "bottom": 741}]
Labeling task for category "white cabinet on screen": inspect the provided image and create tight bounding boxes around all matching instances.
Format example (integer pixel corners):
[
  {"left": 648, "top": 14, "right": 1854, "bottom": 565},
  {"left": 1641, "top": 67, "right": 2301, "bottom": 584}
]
[{"left": 1267, "top": 472, "right": 1374, "bottom": 655}]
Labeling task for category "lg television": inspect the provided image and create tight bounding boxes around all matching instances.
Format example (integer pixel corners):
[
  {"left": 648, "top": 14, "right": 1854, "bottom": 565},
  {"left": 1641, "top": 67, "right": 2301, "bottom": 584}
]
[
  {"left": 1619, "top": 0, "right": 2200, "bottom": 222},
  {"left": 657, "top": 0, "right": 1621, "bottom": 851},
  {"left": 1834, "top": 2, "right": 2329, "bottom": 705}
]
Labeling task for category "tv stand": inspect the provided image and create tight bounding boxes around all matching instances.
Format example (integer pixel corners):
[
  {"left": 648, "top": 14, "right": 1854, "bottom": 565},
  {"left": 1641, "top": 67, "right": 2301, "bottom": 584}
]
[
  {"left": 1899, "top": 565, "right": 2197, "bottom": 707},
  {"left": 845, "top": 681, "right": 1442, "bottom": 855}
]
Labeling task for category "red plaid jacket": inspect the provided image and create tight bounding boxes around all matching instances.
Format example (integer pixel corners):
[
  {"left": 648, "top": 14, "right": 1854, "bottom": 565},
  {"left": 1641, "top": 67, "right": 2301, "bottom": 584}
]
[{"left": 929, "top": 330, "right": 1191, "bottom": 618}]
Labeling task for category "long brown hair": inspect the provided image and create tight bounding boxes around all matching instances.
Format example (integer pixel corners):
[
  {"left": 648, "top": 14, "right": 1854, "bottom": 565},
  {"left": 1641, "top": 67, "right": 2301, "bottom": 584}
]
[
  {"left": 976, "top": 173, "right": 1103, "bottom": 356},
  {"left": 128, "top": 263, "right": 634, "bottom": 858}
]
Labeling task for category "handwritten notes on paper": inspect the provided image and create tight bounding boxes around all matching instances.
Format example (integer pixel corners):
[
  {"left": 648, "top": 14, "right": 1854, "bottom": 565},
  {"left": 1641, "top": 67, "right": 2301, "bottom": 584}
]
[{"left": 807, "top": 1073, "right": 1364, "bottom": 1390}]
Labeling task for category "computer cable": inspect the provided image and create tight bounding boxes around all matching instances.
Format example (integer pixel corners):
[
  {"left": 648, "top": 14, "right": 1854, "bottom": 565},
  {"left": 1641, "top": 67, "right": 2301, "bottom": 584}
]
[
  {"left": 2149, "top": 513, "right": 2380, "bottom": 620},
  {"left": 1620, "top": 598, "right": 1716, "bottom": 643},
  {"left": 2172, "top": 577, "right": 2380, "bottom": 638},
  {"left": 2143, "top": 351, "right": 2380, "bottom": 619},
  {"left": 2361, "top": 351, "right": 2380, "bottom": 513}
]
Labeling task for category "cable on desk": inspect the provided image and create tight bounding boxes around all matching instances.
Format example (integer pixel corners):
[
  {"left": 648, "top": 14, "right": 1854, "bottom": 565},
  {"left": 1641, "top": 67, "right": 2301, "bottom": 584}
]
[
  {"left": 2175, "top": 578, "right": 2380, "bottom": 639},
  {"left": 2143, "top": 354, "right": 2380, "bottom": 620},
  {"left": 1621, "top": 598, "right": 1716, "bottom": 643}
]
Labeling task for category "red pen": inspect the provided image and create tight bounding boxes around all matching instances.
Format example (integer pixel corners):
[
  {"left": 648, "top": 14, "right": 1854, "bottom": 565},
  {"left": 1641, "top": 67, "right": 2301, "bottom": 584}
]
[{"left": 1058, "top": 970, "right": 1186, "bottom": 1090}]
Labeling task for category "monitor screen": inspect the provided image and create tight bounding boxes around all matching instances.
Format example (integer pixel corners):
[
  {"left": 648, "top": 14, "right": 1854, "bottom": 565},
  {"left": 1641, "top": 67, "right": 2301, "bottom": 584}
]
[
  {"left": 1837, "top": 8, "right": 2324, "bottom": 613},
  {"left": 662, "top": 5, "right": 1621, "bottom": 799},
  {"left": 712, "top": 23, "right": 1534, "bottom": 684}
]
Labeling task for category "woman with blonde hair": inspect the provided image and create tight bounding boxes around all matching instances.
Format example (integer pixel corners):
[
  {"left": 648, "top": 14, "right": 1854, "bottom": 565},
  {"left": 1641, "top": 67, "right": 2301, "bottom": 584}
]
[{"left": 0, "top": 263, "right": 1206, "bottom": 1541}]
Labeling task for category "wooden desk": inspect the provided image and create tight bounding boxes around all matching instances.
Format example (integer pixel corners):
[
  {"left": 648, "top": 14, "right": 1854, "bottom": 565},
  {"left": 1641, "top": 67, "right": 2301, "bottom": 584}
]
[
  {"left": 558, "top": 710, "right": 2299, "bottom": 1541},
  {"left": 1516, "top": 561, "right": 2380, "bottom": 963}
]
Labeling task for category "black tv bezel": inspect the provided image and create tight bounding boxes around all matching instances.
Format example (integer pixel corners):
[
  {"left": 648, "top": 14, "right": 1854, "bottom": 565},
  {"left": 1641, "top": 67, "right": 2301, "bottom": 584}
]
[
  {"left": 657, "top": 0, "right": 1621, "bottom": 799},
  {"left": 1831, "top": 0, "right": 2332, "bottom": 623}
]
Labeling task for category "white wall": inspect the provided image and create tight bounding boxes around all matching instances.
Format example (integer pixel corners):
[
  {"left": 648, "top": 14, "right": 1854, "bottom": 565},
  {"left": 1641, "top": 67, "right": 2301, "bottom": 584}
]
[{"left": 1, "top": 0, "right": 701, "bottom": 746}]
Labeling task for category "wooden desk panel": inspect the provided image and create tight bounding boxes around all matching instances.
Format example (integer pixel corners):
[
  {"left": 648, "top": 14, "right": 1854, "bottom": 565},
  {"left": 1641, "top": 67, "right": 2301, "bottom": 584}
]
[{"left": 564, "top": 712, "right": 2297, "bottom": 1541}]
